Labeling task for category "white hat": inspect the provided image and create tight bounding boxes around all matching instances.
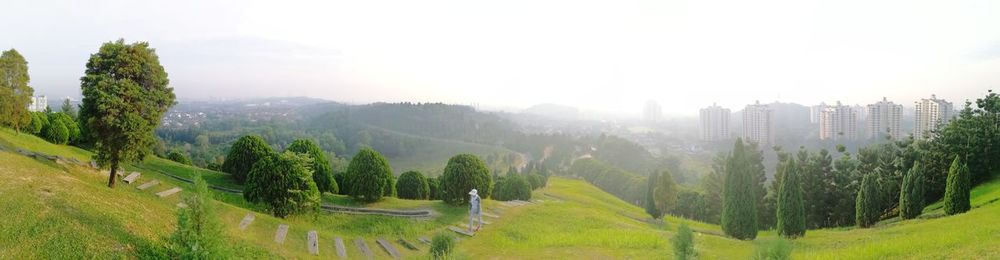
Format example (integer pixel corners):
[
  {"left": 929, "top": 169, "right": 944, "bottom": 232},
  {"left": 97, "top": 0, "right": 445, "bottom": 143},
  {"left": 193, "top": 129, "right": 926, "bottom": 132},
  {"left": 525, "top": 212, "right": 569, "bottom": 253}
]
[{"left": 469, "top": 189, "right": 478, "bottom": 196}]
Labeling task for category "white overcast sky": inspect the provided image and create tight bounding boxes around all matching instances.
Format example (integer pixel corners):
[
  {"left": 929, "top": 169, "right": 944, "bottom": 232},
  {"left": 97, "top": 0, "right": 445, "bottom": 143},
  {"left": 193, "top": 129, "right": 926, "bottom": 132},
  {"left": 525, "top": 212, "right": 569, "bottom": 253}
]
[{"left": 2, "top": 0, "right": 1000, "bottom": 116}]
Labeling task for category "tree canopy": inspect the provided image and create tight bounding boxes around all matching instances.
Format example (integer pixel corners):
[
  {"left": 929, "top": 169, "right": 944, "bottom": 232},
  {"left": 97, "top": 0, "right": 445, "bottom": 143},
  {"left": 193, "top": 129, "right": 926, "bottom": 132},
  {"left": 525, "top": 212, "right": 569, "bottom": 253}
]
[
  {"left": 79, "top": 40, "right": 176, "bottom": 187},
  {"left": 722, "top": 139, "right": 758, "bottom": 240},
  {"left": 396, "top": 171, "right": 430, "bottom": 200},
  {"left": 441, "top": 154, "right": 493, "bottom": 205},
  {"left": 343, "top": 147, "right": 394, "bottom": 202},
  {"left": 243, "top": 152, "right": 320, "bottom": 217},
  {"left": 221, "top": 135, "right": 273, "bottom": 183},
  {"left": 0, "top": 49, "right": 33, "bottom": 133},
  {"left": 286, "top": 139, "right": 337, "bottom": 194}
]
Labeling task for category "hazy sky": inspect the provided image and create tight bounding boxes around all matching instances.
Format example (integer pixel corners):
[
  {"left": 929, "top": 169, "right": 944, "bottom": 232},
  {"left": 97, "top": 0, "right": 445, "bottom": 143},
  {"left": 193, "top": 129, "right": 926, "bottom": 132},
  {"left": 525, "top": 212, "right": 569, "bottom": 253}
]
[{"left": 3, "top": 0, "right": 1000, "bottom": 116}]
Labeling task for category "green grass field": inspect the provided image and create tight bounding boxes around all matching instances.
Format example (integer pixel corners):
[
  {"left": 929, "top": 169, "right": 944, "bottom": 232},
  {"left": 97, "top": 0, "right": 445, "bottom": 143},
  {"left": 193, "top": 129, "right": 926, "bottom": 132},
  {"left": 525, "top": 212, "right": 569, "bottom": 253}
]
[{"left": 1, "top": 129, "right": 999, "bottom": 259}]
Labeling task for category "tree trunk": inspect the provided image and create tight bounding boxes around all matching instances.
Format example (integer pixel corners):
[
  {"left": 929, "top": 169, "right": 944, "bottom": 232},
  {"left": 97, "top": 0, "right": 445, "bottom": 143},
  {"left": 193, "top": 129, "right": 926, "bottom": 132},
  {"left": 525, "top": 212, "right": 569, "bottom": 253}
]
[{"left": 107, "top": 162, "right": 118, "bottom": 188}]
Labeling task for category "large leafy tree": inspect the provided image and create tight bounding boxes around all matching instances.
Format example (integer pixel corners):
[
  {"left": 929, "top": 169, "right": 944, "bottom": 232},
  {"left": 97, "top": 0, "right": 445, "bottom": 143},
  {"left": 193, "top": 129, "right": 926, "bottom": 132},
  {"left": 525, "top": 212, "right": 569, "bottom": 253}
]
[
  {"left": 931, "top": 90, "right": 1000, "bottom": 188},
  {"left": 898, "top": 162, "right": 926, "bottom": 219},
  {"left": 396, "top": 171, "right": 430, "bottom": 200},
  {"left": 221, "top": 135, "right": 273, "bottom": 183},
  {"left": 0, "top": 49, "right": 34, "bottom": 133},
  {"left": 943, "top": 156, "right": 971, "bottom": 215},
  {"left": 286, "top": 139, "right": 337, "bottom": 194},
  {"left": 79, "top": 40, "right": 176, "bottom": 187},
  {"left": 343, "top": 147, "right": 393, "bottom": 202},
  {"left": 776, "top": 158, "right": 805, "bottom": 238},
  {"left": 171, "top": 174, "right": 230, "bottom": 258},
  {"left": 654, "top": 170, "right": 679, "bottom": 217},
  {"left": 441, "top": 154, "right": 493, "bottom": 205},
  {"left": 243, "top": 152, "right": 320, "bottom": 217},
  {"left": 721, "top": 138, "right": 758, "bottom": 240}
]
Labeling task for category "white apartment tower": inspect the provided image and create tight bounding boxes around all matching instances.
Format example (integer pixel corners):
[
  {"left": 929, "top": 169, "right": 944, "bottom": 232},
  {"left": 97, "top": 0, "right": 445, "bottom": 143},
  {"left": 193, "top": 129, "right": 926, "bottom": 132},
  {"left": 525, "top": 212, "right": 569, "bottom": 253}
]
[
  {"left": 809, "top": 102, "right": 827, "bottom": 124},
  {"left": 866, "top": 97, "right": 903, "bottom": 140},
  {"left": 27, "top": 95, "right": 47, "bottom": 112},
  {"left": 643, "top": 100, "right": 663, "bottom": 123},
  {"left": 700, "top": 103, "right": 731, "bottom": 141},
  {"left": 742, "top": 101, "right": 772, "bottom": 147},
  {"left": 914, "top": 94, "right": 954, "bottom": 139},
  {"left": 819, "top": 101, "right": 857, "bottom": 140}
]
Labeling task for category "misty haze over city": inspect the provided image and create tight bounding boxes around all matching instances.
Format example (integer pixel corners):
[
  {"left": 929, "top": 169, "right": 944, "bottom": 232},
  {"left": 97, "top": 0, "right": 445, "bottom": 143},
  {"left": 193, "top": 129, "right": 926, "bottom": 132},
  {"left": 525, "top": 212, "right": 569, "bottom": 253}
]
[{"left": 4, "top": 0, "right": 999, "bottom": 117}]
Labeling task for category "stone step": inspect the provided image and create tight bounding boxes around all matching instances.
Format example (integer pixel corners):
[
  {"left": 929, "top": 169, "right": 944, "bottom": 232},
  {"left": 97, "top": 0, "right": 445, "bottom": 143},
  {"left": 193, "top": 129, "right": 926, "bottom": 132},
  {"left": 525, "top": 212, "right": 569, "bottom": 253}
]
[
  {"left": 238, "top": 213, "right": 255, "bottom": 231},
  {"left": 307, "top": 231, "right": 319, "bottom": 255},
  {"left": 335, "top": 237, "right": 347, "bottom": 259},
  {"left": 122, "top": 172, "right": 141, "bottom": 184},
  {"left": 396, "top": 238, "right": 419, "bottom": 251},
  {"left": 156, "top": 187, "right": 182, "bottom": 198},
  {"left": 482, "top": 212, "right": 500, "bottom": 219},
  {"left": 136, "top": 180, "right": 160, "bottom": 190},
  {"left": 176, "top": 202, "right": 188, "bottom": 208},
  {"left": 448, "top": 226, "right": 474, "bottom": 237},
  {"left": 355, "top": 238, "right": 374, "bottom": 259},
  {"left": 418, "top": 237, "right": 431, "bottom": 244},
  {"left": 376, "top": 237, "right": 402, "bottom": 259},
  {"left": 274, "top": 224, "right": 289, "bottom": 244}
]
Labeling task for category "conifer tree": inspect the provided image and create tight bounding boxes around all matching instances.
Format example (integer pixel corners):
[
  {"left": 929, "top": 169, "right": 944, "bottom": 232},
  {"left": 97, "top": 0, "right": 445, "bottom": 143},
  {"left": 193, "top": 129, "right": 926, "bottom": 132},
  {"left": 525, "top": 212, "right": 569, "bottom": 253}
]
[
  {"left": 855, "top": 172, "right": 880, "bottom": 228},
  {"left": 776, "top": 158, "right": 805, "bottom": 238},
  {"left": 644, "top": 171, "right": 662, "bottom": 219},
  {"left": 944, "top": 156, "right": 971, "bottom": 215},
  {"left": 722, "top": 138, "right": 758, "bottom": 240},
  {"left": 899, "top": 162, "right": 926, "bottom": 219},
  {"left": 171, "top": 174, "right": 230, "bottom": 258}
]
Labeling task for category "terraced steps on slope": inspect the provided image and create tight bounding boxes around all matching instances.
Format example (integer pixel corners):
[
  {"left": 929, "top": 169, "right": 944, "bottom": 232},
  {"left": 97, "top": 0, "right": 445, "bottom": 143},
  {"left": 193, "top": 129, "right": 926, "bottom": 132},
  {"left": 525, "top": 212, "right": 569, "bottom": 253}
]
[
  {"left": 376, "top": 237, "right": 402, "bottom": 259},
  {"left": 334, "top": 237, "right": 347, "bottom": 259},
  {"left": 354, "top": 238, "right": 374, "bottom": 259}
]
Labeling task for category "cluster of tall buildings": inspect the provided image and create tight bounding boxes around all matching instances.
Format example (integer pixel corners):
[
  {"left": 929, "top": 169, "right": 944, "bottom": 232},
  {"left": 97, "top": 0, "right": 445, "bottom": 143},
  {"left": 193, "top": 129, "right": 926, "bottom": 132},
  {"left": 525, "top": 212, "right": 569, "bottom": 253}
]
[
  {"left": 698, "top": 95, "right": 956, "bottom": 146},
  {"left": 27, "top": 95, "right": 47, "bottom": 112}
]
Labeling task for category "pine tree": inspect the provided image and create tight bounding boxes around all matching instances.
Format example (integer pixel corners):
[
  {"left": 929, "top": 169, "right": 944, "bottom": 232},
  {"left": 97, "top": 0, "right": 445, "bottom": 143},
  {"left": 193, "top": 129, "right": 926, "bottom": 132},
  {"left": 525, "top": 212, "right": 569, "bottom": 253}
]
[
  {"left": 644, "top": 171, "right": 662, "bottom": 219},
  {"left": 722, "top": 138, "right": 758, "bottom": 240},
  {"left": 654, "top": 170, "right": 679, "bottom": 216},
  {"left": 944, "top": 156, "right": 971, "bottom": 215},
  {"left": 855, "top": 172, "right": 879, "bottom": 228},
  {"left": 776, "top": 158, "right": 805, "bottom": 238},
  {"left": 898, "top": 162, "right": 925, "bottom": 219},
  {"left": 171, "top": 174, "right": 230, "bottom": 258}
]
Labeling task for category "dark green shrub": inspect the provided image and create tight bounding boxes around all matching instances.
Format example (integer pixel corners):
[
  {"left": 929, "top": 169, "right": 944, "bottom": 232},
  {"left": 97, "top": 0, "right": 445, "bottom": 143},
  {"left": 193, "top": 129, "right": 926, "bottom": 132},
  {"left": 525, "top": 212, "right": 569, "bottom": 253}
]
[
  {"left": 42, "top": 117, "right": 69, "bottom": 144},
  {"left": 27, "top": 112, "right": 46, "bottom": 135},
  {"left": 285, "top": 139, "right": 337, "bottom": 194},
  {"left": 492, "top": 174, "right": 532, "bottom": 201},
  {"left": 221, "top": 135, "right": 273, "bottom": 183},
  {"left": 49, "top": 112, "right": 79, "bottom": 143},
  {"left": 944, "top": 156, "right": 971, "bottom": 215},
  {"left": 441, "top": 154, "right": 493, "bottom": 205},
  {"left": 167, "top": 150, "right": 193, "bottom": 165},
  {"left": 396, "top": 171, "right": 430, "bottom": 200},
  {"left": 527, "top": 173, "right": 545, "bottom": 190},
  {"left": 344, "top": 147, "right": 393, "bottom": 202},
  {"left": 333, "top": 172, "right": 346, "bottom": 195},
  {"left": 751, "top": 238, "right": 792, "bottom": 260},
  {"left": 427, "top": 177, "right": 441, "bottom": 200},
  {"left": 429, "top": 232, "right": 455, "bottom": 259},
  {"left": 243, "top": 152, "right": 320, "bottom": 217},
  {"left": 672, "top": 223, "right": 696, "bottom": 260},
  {"left": 899, "top": 162, "right": 926, "bottom": 219}
]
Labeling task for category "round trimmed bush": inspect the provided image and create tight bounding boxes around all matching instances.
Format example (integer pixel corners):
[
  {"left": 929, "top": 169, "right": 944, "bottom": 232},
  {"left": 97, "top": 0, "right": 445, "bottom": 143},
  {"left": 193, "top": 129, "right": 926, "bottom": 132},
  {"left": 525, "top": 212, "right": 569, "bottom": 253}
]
[
  {"left": 286, "top": 139, "right": 338, "bottom": 194},
  {"left": 243, "top": 152, "right": 321, "bottom": 218},
  {"left": 527, "top": 173, "right": 546, "bottom": 190},
  {"left": 344, "top": 147, "right": 393, "bottom": 202},
  {"left": 221, "top": 135, "right": 273, "bottom": 183},
  {"left": 396, "top": 171, "right": 430, "bottom": 200},
  {"left": 42, "top": 117, "right": 69, "bottom": 144},
  {"left": 492, "top": 174, "right": 532, "bottom": 201},
  {"left": 427, "top": 177, "right": 441, "bottom": 200},
  {"left": 440, "top": 154, "right": 493, "bottom": 205},
  {"left": 167, "top": 150, "right": 193, "bottom": 165}
]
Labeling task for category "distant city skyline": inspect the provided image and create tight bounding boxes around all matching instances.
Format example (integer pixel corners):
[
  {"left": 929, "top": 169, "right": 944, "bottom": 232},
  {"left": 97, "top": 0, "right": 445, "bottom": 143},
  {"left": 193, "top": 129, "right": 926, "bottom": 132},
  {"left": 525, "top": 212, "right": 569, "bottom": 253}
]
[{"left": 4, "top": 0, "right": 999, "bottom": 117}]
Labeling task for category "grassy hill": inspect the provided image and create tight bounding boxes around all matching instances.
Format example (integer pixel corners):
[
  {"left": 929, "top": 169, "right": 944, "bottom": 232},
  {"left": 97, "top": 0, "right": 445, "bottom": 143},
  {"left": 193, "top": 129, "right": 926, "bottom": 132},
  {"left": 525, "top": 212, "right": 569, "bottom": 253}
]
[{"left": 1, "top": 128, "right": 999, "bottom": 259}]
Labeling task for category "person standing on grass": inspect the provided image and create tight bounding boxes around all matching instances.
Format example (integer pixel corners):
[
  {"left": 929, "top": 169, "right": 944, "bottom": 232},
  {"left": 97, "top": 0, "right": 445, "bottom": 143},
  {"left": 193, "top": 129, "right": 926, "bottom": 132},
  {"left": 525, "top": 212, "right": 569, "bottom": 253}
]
[{"left": 469, "top": 189, "right": 483, "bottom": 232}]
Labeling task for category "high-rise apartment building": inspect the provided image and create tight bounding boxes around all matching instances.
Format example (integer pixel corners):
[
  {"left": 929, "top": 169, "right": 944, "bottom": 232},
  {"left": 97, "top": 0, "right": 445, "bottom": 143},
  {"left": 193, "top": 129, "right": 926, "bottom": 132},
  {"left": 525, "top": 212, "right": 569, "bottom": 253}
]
[
  {"left": 914, "top": 94, "right": 954, "bottom": 139},
  {"left": 819, "top": 101, "right": 857, "bottom": 140},
  {"left": 742, "top": 101, "right": 772, "bottom": 147},
  {"left": 866, "top": 97, "right": 903, "bottom": 140},
  {"left": 27, "top": 95, "right": 47, "bottom": 112},
  {"left": 809, "top": 102, "right": 827, "bottom": 124},
  {"left": 700, "top": 103, "right": 731, "bottom": 141}
]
